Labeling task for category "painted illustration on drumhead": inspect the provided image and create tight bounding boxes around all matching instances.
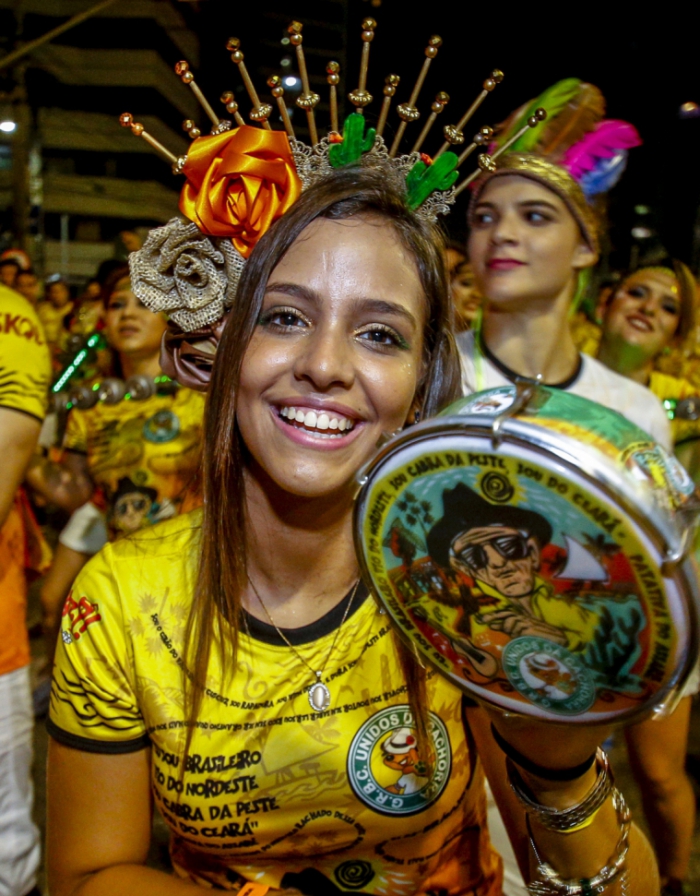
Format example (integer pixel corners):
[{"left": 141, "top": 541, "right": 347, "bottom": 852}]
[{"left": 361, "top": 436, "right": 686, "bottom": 721}]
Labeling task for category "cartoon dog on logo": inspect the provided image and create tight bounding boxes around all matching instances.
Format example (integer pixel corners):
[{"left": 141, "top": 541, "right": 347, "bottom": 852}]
[{"left": 380, "top": 727, "right": 431, "bottom": 795}]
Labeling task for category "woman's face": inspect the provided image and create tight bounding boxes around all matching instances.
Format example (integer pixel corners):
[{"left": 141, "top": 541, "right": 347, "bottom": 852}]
[
  {"left": 601, "top": 269, "right": 681, "bottom": 360},
  {"left": 468, "top": 175, "right": 596, "bottom": 310},
  {"left": 451, "top": 262, "right": 482, "bottom": 328},
  {"left": 236, "top": 216, "right": 427, "bottom": 500},
  {"left": 104, "top": 277, "right": 167, "bottom": 358}
]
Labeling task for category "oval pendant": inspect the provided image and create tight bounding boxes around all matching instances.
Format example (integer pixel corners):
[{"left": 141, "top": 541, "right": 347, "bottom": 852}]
[{"left": 308, "top": 680, "right": 331, "bottom": 712}]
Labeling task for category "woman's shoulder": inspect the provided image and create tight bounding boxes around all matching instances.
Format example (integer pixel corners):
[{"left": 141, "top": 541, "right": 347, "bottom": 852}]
[
  {"left": 89, "top": 509, "right": 202, "bottom": 587},
  {"left": 109, "top": 507, "right": 202, "bottom": 560}
]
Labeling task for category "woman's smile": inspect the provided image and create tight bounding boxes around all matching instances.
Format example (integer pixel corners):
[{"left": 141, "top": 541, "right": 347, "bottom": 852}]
[{"left": 272, "top": 401, "right": 364, "bottom": 450}]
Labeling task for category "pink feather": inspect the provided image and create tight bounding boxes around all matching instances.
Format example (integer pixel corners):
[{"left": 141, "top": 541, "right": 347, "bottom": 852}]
[{"left": 563, "top": 120, "right": 642, "bottom": 180}]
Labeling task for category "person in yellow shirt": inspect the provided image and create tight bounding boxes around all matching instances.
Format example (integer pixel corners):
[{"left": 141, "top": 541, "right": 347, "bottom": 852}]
[
  {"left": 596, "top": 262, "right": 699, "bottom": 896},
  {"left": 0, "top": 282, "right": 51, "bottom": 896},
  {"left": 596, "top": 263, "right": 699, "bottom": 452},
  {"left": 36, "top": 275, "right": 73, "bottom": 364},
  {"left": 27, "top": 266, "right": 204, "bottom": 705}
]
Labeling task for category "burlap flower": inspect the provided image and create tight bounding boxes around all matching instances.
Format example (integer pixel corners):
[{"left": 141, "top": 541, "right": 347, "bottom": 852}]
[
  {"left": 129, "top": 218, "right": 245, "bottom": 332},
  {"left": 179, "top": 125, "right": 302, "bottom": 258}
]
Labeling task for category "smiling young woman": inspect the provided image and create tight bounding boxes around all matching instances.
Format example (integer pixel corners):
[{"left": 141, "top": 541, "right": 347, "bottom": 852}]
[
  {"left": 596, "top": 262, "right": 699, "bottom": 896},
  {"left": 26, "top": 267, "right": 204, "bottom": 705},
  {"left": 45, "top": 167, "right": 659, "bottom": 896}
]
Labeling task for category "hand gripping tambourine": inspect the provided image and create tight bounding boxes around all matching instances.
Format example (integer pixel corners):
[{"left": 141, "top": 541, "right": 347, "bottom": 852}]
[{"left": 355, "top": 384, "right": 700, "bottom": 724}]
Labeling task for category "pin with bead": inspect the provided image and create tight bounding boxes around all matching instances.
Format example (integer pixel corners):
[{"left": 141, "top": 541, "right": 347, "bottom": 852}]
[
  {"left": 182, "top": 119, "right": 201, "bottom": 140},
  {"left": 326, "top": 62, "right": 340, "bottom": 134},
  {"left": 288, "top": 22, "right": 320, "bottom": 144},
  {"left": 119, "top": 113, "right": 184, "bottom": 172},
  {"left": 376, "top": 74, "right": 400, "bottom": 139},
  {"left": 455, "top": 108, "right": 546, "bottom": 196},
  {"left": 389, "top": 36, "right": 442, "bottom": 158},
  {"left": 411, "top": 91, "right": 449, "bottom": 154},
  {"left": 435, "top": 70, "right": 504, "bottom": 159},
  {"left": 348, "top": 19, "right": 375, "bottom": 115},
  {"left": 456, "top": 126, "right": 493, "bottom": 167},
  {"left": 226, "top": 38, "right": 273, "bottom": 130},
  {"left": 219, "top": 92, "right": 245, "bottom": 127},
  {"left": 268, "top": 76, "right": 295, "bottom": 139},
  {"left": 174, "top": 60, "right": 221, "bottom": 131}
]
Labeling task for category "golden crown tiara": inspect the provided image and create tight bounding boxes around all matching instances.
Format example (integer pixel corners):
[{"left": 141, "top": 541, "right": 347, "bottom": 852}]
[
  {"left": 120, "top": 19, "right": 546, "bottom": 218},
  {"left": 123, "top": 19, "right": 546, "bottom": 333}
]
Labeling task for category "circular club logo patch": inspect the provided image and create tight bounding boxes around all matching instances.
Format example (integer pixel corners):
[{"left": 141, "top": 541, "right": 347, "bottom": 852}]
[
  {"left": 502, "top": 636, "right": 596, "bottom": 715},
  {"left": 347, "top": 705, "right": 451, "bottom": 816}
]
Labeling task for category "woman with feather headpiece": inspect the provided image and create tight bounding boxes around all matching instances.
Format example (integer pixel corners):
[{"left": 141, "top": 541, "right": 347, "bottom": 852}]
[
  {"left": 461, "top": 79, "right": 693, "bottom": 896},
  {"left": 459, "top": 79, "right": 667, "bottom": 442}
]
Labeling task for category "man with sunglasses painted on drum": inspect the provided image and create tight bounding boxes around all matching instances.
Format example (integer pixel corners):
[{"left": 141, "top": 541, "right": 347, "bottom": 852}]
[{"left": 424, "top": 482, "right": 644, "bottom": 692}]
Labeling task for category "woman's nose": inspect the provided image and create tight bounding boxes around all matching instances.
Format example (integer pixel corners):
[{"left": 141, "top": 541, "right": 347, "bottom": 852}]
[
  {"left": 293, "top": 325, "right": 355, "bottom": 390},
  {"left": 491, "top": 213, "right": 518, "bottom": 245}
]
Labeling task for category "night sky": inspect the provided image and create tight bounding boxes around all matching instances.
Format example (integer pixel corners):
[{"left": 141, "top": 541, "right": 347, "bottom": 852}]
[{"left": 191, "top": 0, "right": 700, "bottom": 270}]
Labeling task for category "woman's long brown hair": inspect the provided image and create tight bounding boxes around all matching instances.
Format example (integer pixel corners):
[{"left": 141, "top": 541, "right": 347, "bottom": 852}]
[{"left": 181, "top": 166, "right": 463, "bottom": 763}]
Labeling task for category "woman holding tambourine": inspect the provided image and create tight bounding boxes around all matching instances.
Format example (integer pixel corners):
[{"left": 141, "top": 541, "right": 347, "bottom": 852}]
[{"left": 46, "top": 51, "right": 660, "bottom": 896}]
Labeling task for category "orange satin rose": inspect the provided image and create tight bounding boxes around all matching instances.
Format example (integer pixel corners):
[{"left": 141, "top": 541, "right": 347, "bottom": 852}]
[{"left": 179, "top": 125, "right": 302, "bottom": 259}]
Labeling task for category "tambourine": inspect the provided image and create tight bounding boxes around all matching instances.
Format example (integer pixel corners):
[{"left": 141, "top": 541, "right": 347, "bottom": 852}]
[{"left": 355, "top": 383, "right": 700, "bottom": 724}]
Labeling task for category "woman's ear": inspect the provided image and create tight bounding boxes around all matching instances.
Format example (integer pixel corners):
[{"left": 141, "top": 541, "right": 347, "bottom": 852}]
[{"left": 571, "top": 240, "right": 598, "bottom": 271}]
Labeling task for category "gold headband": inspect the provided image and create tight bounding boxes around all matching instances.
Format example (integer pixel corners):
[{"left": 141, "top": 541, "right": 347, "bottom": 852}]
[{"left": 467, "top": 153, "right": 599, "bottom": 255}]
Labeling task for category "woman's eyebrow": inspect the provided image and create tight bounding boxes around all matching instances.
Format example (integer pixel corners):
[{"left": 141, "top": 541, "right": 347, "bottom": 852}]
[
  {"left": 264, "top": 282, "right": 319, "bottom": 304},
  {"left": 517, "top": 199, "right": 560, "bottom": 212},
  {"left": 354, "top": 298, "right": 418, "bottom": 329}
]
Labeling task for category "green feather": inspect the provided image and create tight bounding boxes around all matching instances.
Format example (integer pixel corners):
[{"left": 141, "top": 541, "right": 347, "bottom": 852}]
[{"left": 499, "top": 78, "right": 583, "bottom": 154}]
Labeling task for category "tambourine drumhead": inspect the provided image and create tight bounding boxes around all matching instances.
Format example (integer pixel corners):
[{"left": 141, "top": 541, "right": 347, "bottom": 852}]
[{"left": 355, "top": 386, "right": 700, "bottom": 725}]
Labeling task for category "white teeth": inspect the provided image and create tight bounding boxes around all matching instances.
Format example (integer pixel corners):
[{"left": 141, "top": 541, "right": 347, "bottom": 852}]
[{"left": 279, "top": 406, "right": 354, "bottom": 435}]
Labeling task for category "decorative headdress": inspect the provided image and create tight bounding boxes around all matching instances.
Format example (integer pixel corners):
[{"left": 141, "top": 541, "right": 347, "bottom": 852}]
[
  {"left": 467, "top": 78, "right": 643, "bottom": 254},
  {"left": 123, "top": 19, "right": 549, "bottom": 356}
]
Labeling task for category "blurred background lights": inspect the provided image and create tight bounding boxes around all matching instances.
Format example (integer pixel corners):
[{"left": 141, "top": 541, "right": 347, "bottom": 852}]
[
  {"left": 679, "top": 101, "right": 700, "bottom": 118},
  {"left": 283, "top": 75, "right": 300, "bottom": 88},
  {"left": 631, "top": 226, "right": 653, "bottom": 240},
  {"left": 0, "top": 121, "right": 16, "bottom": 133}
]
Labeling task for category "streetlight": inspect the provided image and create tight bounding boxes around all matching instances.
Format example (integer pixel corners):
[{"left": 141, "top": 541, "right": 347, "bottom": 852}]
[{"left": 0, "top": 121, "right": 16, "bottom": 133}]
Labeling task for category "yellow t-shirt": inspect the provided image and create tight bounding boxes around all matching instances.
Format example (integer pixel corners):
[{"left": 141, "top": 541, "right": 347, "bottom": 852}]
[
  {"left": 648, "top": 371, "right": 700, "bottom": 446},
  {"left": 63, "top": 387, "right": 204, "bottom": 540},
  {"left": 0, "top": 285, "right": 50, "bottom": 420},
  {"left": 48, "top": 512, "right": 501, "bottom": 895},
  {"left": 37, "top": 299, "right": 72, "bottom": 348},
  {"left": 0, "top": 285, "right": 51, "bottom": 675}
]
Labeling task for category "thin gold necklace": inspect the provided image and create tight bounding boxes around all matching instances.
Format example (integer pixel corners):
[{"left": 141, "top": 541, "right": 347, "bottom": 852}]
[{"left": 247, "top": 577, "right": 360, "bottom": 713}]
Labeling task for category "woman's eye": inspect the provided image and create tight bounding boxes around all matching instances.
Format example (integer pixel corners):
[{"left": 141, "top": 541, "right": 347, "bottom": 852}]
[
  {"left": 258, "top": 306, "right": 309, "bottom": 330},
  {"left": 473, "top": 211, "right": 494, "bottom": 226},
  {"left": 107, "top": 300, "right": 124, "bottom": 311},
  {"left": 662, "top": 302, "right": 680, "bottom": 316},
  {"left": 627, "top": 287, "right": 646, "bottom": 299},
  {"left": 524, "top": 210, "right": 549, "bottom": 224},
  {"left": 357, "top": 325, "right": 409, "bottom": 350}
]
